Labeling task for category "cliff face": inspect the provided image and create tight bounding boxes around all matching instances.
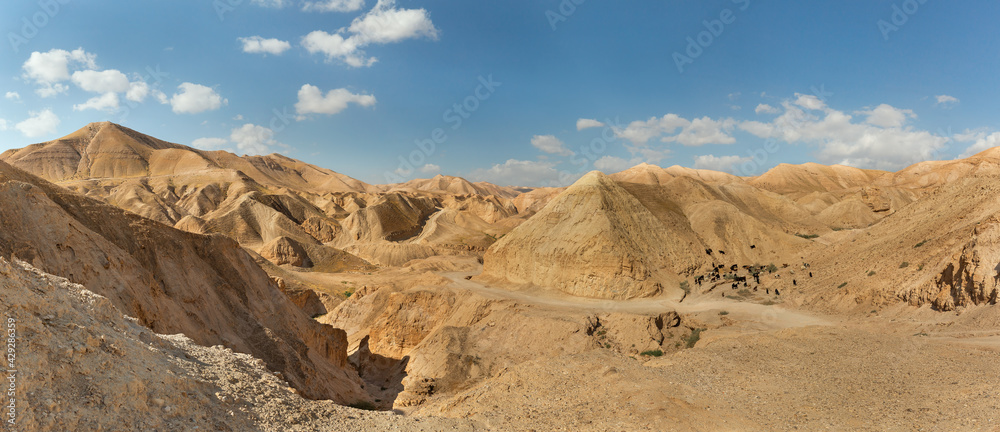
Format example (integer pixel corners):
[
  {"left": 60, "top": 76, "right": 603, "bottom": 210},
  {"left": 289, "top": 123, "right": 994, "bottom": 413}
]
[
  {"left": 931, "top": 221, "right": 1000, "bottom": 310},
  {"left": 0, "top": 160, "right": 368, "bottom": 403}
]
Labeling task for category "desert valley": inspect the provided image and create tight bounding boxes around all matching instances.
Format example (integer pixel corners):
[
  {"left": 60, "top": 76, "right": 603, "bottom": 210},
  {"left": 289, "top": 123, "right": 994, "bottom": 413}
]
[{"left": 1, "top": 121, "right": 999, "bottom": 431}]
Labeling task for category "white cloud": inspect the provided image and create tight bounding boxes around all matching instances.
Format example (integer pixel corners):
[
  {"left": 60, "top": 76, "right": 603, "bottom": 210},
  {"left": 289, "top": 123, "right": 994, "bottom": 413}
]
[
  {"left": 230, "top": 124, "right": 279, "bottom": 155},
  {"left": 22, "top": 48, "right": 97, "bottom": 97},
  {"left": 693, "top": 154, "right": 751, "bottom": 174},
  {"left": 419, "top": 163, "right": 441, "bottom": 174},
  {"left": 663, "top": 117, "right": 737, "bottom": 146},
  {"left": 754, "top": 103, "right": 780, "bottom": 114},
  {"left": 170, "top": 83, "right": 227, "bottom": 114},
  {"left": 15, "top": 109, "right": 60, "bottom": 138},
  {"left": 4, "top": 92, "right": 20, "bottom": 102},
  {"left": 126, "top": 81, "right": 150, "bottom": 103},
  {"left": 958, "top": 132, "right": 1000, "bottom": 159},
  {"left": 794, "top": 93, "right": 827, "bottom": 111},
  {"left": 593, "top": 156, "right": 632, "bottom": 173},
  {"left": 73, "top": 92, "right": 120, "bottom": 112},
  {"left": 0, "top": 119, "right": 7, "bottom": 131},
  {"left": 728, "top": 92, "right": 741, "bottom": 101},
  {"left": 295, "top": 84, "right": 376, "bottom": 118},
  {"left": 233, "top": 114, "right": 245, "bottom": 121},
  {"left": 576, "top": 118, "right": 605, "bottom": 130},
  {"left": 614, "top": 114, "right": 689, "bottom": 145},
  {"left": 303, "top": 0, "right": 365, "bottom": 12},
  {"left": 301, "top": 0, "right": 437, "bottom": 67},
  {"left": 239, "top": 36, "right": 292, "bottom": 55},
  {"left": 71, "top": 69, "right": 130, "bottom": 94},
  {"left": 531, "top": 135, "right": 573, "bottom": 156},
  {"left": 468, "top": 159, "right": 560, "bottom": 187},
  {"left": 192, "top": 137, "right": 230, "bottom": 150},
  {"left": 739, "top": 97, "right": 947, "bottom": 170},
  {"left": 935, "top": 94, "right": 959, "bottom": 108},
  {"left": 954, "top": 128, "right": 987, "bottom": 143},
  {"left": 858, "top": 104, "right": 915, "bottom": 128}
]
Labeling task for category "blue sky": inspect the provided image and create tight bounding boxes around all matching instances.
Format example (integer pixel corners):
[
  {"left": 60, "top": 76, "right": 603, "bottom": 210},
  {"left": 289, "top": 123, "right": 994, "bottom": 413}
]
[{"left": 1, "top": 0, "right": 999, "bottom": 186}]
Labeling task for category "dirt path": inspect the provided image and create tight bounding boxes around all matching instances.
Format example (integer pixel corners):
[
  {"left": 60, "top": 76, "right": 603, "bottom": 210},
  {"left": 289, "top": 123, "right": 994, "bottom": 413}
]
[{"left": 440, "top": 270, "right": 836, "bottom": 331}]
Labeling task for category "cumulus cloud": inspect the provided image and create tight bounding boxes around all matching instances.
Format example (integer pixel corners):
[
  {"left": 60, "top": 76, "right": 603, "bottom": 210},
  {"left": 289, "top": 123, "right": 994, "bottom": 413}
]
[
  {"left": 958, "top": 132, "right": 1000, "bottom": 159},
  {"left": 576, "top": 118, "right": 605, "bottom": 130},
  {"left": 663, "top": 117, "right": 737, "bottom": 146},
  {"left": 239, "top": 36, "right": 292, "bottom": 55},
  {"left": 73, "top": 92, "right": 120, "bottom": 112},
  {"left": 593, "top": 156, "right": 632, "bottom": 173},
  {"left": 794, "top": 93, "right": 827, "bottom": 111},
  {"left": 755, "top": 103, "right": 779, "bottom": 115},
  {"left": 419, "top": 163, "right": 441, "bottom": 174},
  {"left": 301, "top": 0, "right": 438, "bottom": 67},
  {"left": 71, "top": 69, "right": 130, "bottom": 94},
  {"left": 15, "top": 109, "right": 60, "bottom": 138},
  {"left": 858, "top": 104, "right": 915, "bottom": 129},
  {"left": 531, "top": 135, "right": 573, "bottom": 156},
  {"left": 5, "top": 92, "right": 20, "bottom": 102},
  {"left": 693, "top": 154, "right": 751, "bottom": 174},
  {"left": 738, "top": 97, "right": 947, "bottom": 170},
  {"left": 303, "top": 0, "right": 365, "bottom": 12},
  {"left": 468, "top": 159, "right": 560, "bottom": 187},
  {"left": 170, "top": 83, "right": 227, "bottom": 114},
  {"left": 230, "top": 124, "right": 280, "bottom": 155},
  {"left": 22, "top": 48, "right": 97, "bottom": 97},
  {"left": 295, "top": 84, "right": 376, "bottom": 118},
  {"left": 613, "top": 114, "right": 735, "bottom": 146},
  {"left": 935, "top": 94, "right": 959, "bottom": 108}
]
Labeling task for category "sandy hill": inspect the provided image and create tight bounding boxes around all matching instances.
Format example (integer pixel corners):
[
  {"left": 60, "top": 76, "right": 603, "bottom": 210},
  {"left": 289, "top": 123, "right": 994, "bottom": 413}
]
[
  {"left": 389, "top": 174, "right": 519, "bottom": 198},
  {"left": 0, "top": 160, "right": 368, "bottom": 403},
  {"left": 0, "top": 122, "right": 377, "bottom": 194},
  {"left": 749, "top": 162, "right": 886, "bottom": 196},
  {"left": 481, "top": 171, "right": 702, "bottom": 299}
]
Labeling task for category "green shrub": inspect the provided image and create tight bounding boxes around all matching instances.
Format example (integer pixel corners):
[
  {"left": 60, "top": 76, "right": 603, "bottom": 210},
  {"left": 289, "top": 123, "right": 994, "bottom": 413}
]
[
  {"left": 914, "top": 240, "right": 927, "bottom": 248},
  {"left": 348, "top": 401, "right": 378, "bottom": 411},
  {"left": 640, "top": 349, "right": 663, "bottom": 357},
  {"left": 899, "top": 262, "right": 909, "bottom": 269},
  {"left": 918, "top": 264, "right": 924, "bottom": 271},
  {"left": 719, "top": 311, "right": 729, "bottom": 316},
  {"left": 837, "top": 282, "right": 848, "bottom": 289},
  {"left": 684, "top": 328, "right": 704, "bottom": 348},
  {"left": 344, "top": 289, "right": 354, "bottom": 298},
  {"left": 767, "top": 263, "right": 778, "bottom": 273},
  {"left": 796, "top": 233, "right": 819, "bottom": 239},
  {"left": 679, "top": 281, "right": 690, "bottom": 293},
  {"left": 867, "top": 270, "right": 876, "bottom": 277}
]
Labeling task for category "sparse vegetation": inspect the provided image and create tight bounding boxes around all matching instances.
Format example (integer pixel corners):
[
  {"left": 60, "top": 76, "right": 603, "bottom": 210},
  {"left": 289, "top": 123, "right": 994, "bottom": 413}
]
[
  {"left": 918, "top": 264, "right": 924, "bottom": 271},
  {"left": 867, "top": 270, "right": 876, "bottom": 277},
  {"left": 899, "top": 261, "right": 909, "bottom": 269},
  {"left": 914, "top": 240, "right": 927, "bottom": 248},
  {"left": 348, "top": 401, "right": 378, "bottom": 411},
  {"left": 737, "top": 288, "right": 752, "bottom": 297},
  {"left": 640, "top": 349, "right": 663, "bottom": 357},
  {"left": 838, "top": 282, "right": 848, "bottom": 289},
  {"left": 684, "top": 328, "right": 705, "bottom": 348},
  {"left": 719, "top": 310, "right": 729, "bottom": 316},
  {"left": 679, "top": 280, "right": 690, "bottom": 293},
  {"left": 767, "top": 263, "right": 778, "bottom": 273},
  {"left": 343, "top": 288, "right": 355, "bottom": 298},
  {"left": 761, "top": 300, "right": 778, "bottom": 306},
  {"left": 796, "top": 233, "right": 820, "bottom": 239}
]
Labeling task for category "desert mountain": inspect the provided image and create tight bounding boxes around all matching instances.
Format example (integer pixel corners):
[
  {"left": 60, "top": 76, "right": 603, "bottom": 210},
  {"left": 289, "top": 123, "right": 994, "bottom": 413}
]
[
  {"left": 388, "top": 174, "right": 520, "bottom": 198},
  {"left": 0, "top": 160, "right": 367, "bottom": 403}
]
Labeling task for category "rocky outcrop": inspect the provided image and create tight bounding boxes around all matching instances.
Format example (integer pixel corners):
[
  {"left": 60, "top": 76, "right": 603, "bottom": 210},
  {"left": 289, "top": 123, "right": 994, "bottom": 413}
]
[
  {"left": 260, "top": 236, "right": 313, "bottom": 267},
  {"left": 929, "top": 222, "right": 1000, "bottom": 310}
]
